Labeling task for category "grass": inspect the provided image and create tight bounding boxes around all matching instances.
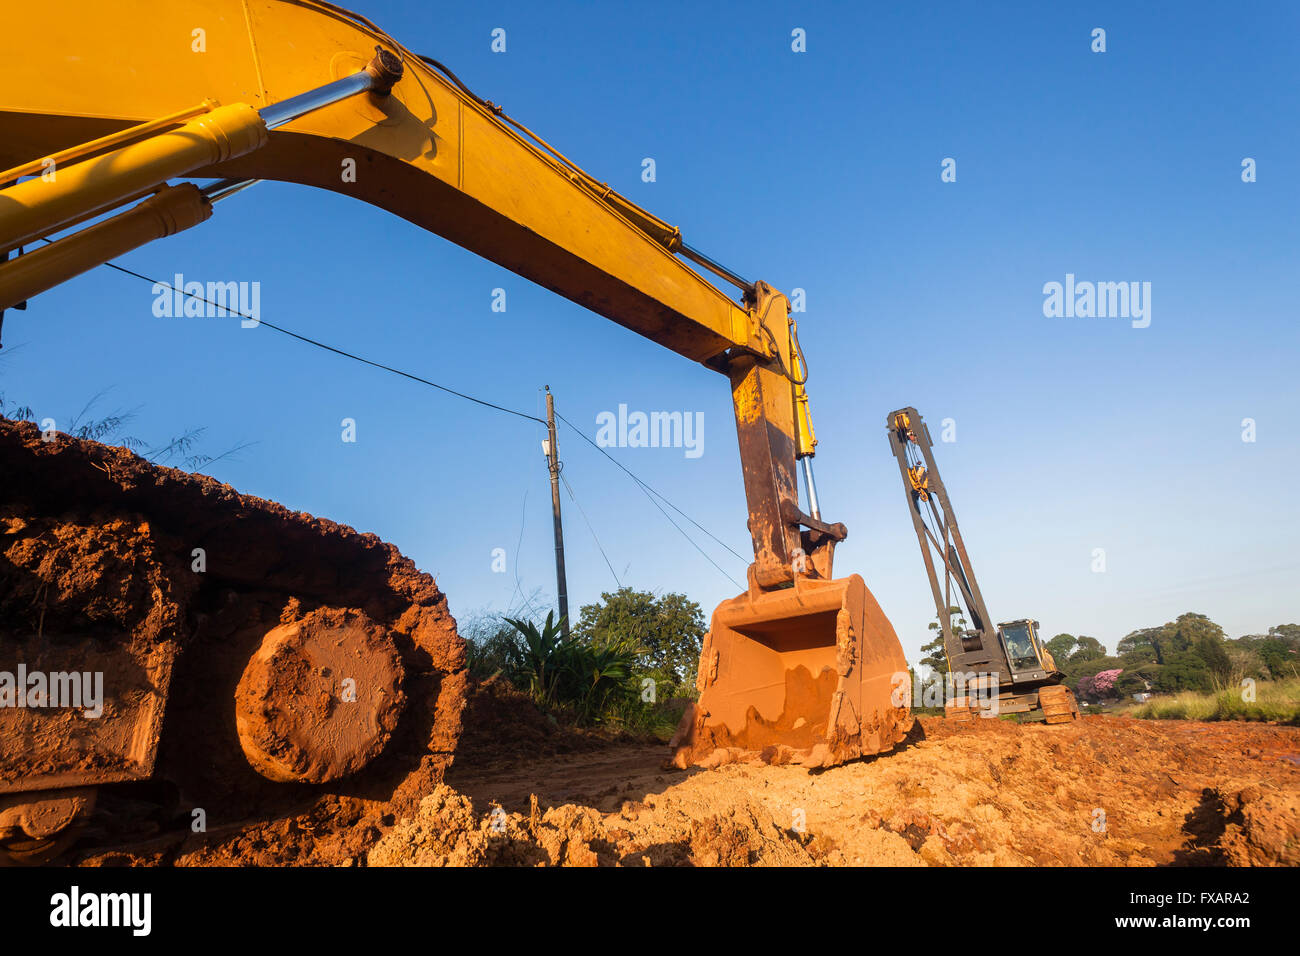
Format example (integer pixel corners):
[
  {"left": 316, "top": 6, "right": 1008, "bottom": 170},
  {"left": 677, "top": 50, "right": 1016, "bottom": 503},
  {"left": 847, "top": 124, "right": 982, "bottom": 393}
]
[{"left": 1124, "top": 677, "right": 1300, "bottom": 724}]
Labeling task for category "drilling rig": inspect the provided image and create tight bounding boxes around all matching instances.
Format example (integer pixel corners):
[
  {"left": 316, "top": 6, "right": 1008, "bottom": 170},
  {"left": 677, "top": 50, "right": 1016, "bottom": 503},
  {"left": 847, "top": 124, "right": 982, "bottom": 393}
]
[{"left": 887, "top": 408, "right": 1078, "bottom": 723}]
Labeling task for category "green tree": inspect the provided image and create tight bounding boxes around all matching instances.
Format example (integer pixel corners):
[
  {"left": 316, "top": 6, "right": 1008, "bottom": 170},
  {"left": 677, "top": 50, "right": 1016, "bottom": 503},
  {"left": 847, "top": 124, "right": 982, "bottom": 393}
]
[
  {"left": 921, "top": 606, "right": 965, "bottom": 676},
  {"left": 1117, "top": 627, "right": 1160, "bottom": 663},
  {"left": 1107, "top": 613, "right": 1231, "bottom": 694},
  {"left": 1149, "top": 651, "right": 1211, "bottom": 693},
  {"left": 1233, "top": 625, "right": 1300, "bottom": 679},
  {"left": 1071, "top": 636, "right": 1107, "bottom": 663},
  {"left": 573, "top": 588, "right": 705, "bottom": 689},
  {"left": 1045, "top": 633, "right": 1077, "bottom": 663},
  {"left": 1148, "top": 612, "right": 1224, "bottom": 665},
  {"left": 1251, "top": 639, "right": 1298, "bottom": 679},
  {"left": 1268, "top": 623, "right": 1300, "bottom": 643},
  {"left": 1196, "top": 632, "right": 1232, "bottom": 683},
  {"left": 919, "top": 632, "right": 947, "bottom": 675}
]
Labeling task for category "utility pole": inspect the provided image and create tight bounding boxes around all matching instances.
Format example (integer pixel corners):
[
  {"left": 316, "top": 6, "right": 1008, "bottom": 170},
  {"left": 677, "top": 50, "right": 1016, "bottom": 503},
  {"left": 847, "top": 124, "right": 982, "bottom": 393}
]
[{"left": 543, "top": 386, "right": 570, "bottom": 638}]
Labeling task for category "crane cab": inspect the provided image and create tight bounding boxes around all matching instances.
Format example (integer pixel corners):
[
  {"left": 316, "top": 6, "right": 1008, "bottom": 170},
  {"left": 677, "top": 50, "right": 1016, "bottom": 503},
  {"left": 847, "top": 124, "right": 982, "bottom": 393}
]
[{"left": 996, "top": 619, "right": 1060, "bottom": 684}]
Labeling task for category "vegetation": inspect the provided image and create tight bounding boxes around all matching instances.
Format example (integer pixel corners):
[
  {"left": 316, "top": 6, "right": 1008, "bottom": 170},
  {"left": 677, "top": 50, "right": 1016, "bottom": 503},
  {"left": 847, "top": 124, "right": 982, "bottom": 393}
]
[
  {"left": 918, "top": 605, "right": 965, "bottom": 678},
  {"left": 1125, "top": 677, "right": 1300, "bottom": 724},
  {"left": 913, "top": 603, "right": 1299, "bottom": 723},
  {"left": 1056, "top": 613, "right": 1300, "bottom": 705},
  {"left": 1041, "top": 612, "right": 1299, "bottom": 723},
  {"left": 462, "top": 588, "right": 705, "bottom": 739},
  {"left": 0, "top": 388, "right": 251, "bottom": 470}
]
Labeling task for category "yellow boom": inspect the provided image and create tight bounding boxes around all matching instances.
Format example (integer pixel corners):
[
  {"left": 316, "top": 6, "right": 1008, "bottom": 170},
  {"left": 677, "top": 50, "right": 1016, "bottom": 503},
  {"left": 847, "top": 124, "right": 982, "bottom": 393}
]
[{"left": 0, "top": 0, "right": 911, "bottom": 768}]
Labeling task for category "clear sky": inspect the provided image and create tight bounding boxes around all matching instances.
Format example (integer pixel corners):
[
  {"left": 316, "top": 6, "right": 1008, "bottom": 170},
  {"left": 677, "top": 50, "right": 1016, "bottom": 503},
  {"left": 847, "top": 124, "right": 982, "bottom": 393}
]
[{"left": 4, "top": 1, "right": 1297, "bottom": 664}]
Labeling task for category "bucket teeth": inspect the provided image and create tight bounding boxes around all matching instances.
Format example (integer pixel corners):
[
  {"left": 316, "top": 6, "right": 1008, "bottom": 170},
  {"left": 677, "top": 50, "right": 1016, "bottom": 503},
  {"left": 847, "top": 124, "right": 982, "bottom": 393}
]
[{"left": 671, "top": 574, "right": 913, "bottom": 769}]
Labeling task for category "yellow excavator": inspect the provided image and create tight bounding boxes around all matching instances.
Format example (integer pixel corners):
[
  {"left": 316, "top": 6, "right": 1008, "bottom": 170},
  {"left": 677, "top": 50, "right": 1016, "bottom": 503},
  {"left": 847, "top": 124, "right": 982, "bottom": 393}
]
[{"left": 0, "top": 0, "right": 912, "bottom": 845}]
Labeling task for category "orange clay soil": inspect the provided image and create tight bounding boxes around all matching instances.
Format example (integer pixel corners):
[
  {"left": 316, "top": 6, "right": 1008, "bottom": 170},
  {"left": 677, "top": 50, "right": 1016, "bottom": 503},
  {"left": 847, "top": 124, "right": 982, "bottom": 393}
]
[
  {"left": 4, "top": 418, "right": 1296, "bottom": 867},
  {"left": 387, "top": 709, "right": 1298, "bottom": 867},
  {"left": 72, "top": 659, "right": 1300, "bottom": 866}
]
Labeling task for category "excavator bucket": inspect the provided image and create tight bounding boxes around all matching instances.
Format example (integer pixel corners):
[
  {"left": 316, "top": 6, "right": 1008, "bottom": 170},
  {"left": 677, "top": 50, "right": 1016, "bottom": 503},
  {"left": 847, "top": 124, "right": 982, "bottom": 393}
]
[{"left": 671, "top": 574, "right": 913, "bottom": 769}]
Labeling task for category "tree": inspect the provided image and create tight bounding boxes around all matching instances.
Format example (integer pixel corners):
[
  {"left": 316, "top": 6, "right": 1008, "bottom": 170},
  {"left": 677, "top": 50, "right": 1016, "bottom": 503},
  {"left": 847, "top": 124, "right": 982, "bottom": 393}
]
[
  {"left": 573, "top": 588, "right": 705, "bottom": 689},
  {"left": 1149, "top": 652, "right": 1211, "bottom": 693},
  {"left": 1233, "top": 625, "right": 1300, "bottom": 680},
  {"left": 921, "top": 606, "right": 965, "bottom": 677},
  {"left": 1117, "top": 627, "right": 1160, "bottom": 662},
  {"left": 1045, "top": 633, "right": 1077, "bottom": 663},
  {"left": 1195, "top": 632, "right": 1232, "bottom": 683},
  {"left": 1078, "top": 668, "right": 1124, "bottom": 701},
  {"left": 919, "top": 632, "right": 947, "bottom": 676},
  {"left": 1071, "top": 636, "right": 1107, "bottom": 663},
  {"left": 1268, "top": 623, "right": 1300, "bottom": 644},
  {"left": 1151, "top": 612, "right": 1224, "bottom": 665}
]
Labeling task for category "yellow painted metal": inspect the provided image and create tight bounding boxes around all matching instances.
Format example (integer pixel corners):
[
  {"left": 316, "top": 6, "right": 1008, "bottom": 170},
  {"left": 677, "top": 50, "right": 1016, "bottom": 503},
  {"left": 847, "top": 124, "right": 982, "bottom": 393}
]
[
  {"left": 0, "top": 103, "right": 266, "bottom": 255},
  {"left": 0, "top": 0, "right": 757, "bottom": 364},
  {"left": 0, "top": 0, "right": 908, "bottom": 773},
  {"left": 726, "top": 282, "right": 805, "bottom": 584},
  {"left": 791, "top": 323, "right": 817, "bottom": 459},
  {"left": 0, "top": 184, "right": 212, "bottom": 312},
  {"left": 0, "top": 101, "right": 216, "bottom": 188}
]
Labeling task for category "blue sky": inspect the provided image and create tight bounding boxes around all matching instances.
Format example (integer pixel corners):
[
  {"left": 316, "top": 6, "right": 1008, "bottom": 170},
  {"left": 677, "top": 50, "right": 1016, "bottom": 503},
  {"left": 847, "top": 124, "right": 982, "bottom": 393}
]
[{"left": 4, "top": 1, "right": 1297, "bottom": 662}]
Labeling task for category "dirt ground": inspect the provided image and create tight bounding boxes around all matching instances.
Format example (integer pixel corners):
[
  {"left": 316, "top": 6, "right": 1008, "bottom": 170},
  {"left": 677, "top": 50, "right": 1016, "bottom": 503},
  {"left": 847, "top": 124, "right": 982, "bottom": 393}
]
[
  {"left": 6, "top": 420, "right": 1296, "bottom": 868},
  {"left": 64, "top": 673, "right": 1300, "bottom": 867},
  {"left": 367, "top": 692, "right": 1300, "bottom": 867}
]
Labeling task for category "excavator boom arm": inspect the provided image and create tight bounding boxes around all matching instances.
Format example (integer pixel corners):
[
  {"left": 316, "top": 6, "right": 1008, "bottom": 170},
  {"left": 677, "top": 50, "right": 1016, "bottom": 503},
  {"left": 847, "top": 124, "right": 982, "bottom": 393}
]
[
  {"left": 1, "top": 1, "right": 756, "bottom": 362},
  {"left": 0, "top": 0, "right": 916, "bottom": 770},
  {"left": 0, "top": 0, "right": 827, "bottom": 582}
]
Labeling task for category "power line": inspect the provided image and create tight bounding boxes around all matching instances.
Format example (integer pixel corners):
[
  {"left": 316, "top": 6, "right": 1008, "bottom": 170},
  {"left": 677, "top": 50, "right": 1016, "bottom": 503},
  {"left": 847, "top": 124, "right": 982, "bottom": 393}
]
[
  {"left": 553, "top": 409, "right": 749, "bottom": 564},
  {"left": 507, "top": 486, "right": 536, "bottom": 616},
  {"left": 59, "top": 248, "right": 547, "bottom": 426},
  {"left": 553, "top": 411, "right": 744, "bottom": 590},
  {"left": 68, "top": 249, "right": 747, "bottom": 589},
  {"left": 559, "top": 469, "right": 621, "bottom": 589}
]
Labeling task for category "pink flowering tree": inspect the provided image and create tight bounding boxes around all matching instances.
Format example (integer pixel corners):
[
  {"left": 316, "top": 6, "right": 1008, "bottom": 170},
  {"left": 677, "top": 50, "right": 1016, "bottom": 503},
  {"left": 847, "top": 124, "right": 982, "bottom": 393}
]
[{"left": 1078, "top": 668, "right": 1124, "bottom": 701}]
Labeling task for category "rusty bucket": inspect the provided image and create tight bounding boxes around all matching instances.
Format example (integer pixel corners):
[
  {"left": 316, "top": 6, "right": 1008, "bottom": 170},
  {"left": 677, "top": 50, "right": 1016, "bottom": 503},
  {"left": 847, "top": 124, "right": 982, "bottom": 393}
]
[{"left": 671, "top": 574, "right": 913, "bottom": 769}]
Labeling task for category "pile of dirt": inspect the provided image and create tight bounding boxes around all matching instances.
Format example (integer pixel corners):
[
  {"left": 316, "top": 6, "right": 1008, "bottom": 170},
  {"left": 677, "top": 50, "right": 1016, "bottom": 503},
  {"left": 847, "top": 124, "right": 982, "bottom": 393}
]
[
  {"left": 1177, "top": 783, "right": 1300, "bottom": 866},
  {"left": 369, "top": 785, "right": 615, "bottom": 866},
  {"left": 366, "top": 783, "right": 848, "bottom": 867},
  {"left": 454, "top": 676, "right": 642, "bottom": 767},
  {"left": 433, "top": 715, "right": 1300, "bottom": 867}
]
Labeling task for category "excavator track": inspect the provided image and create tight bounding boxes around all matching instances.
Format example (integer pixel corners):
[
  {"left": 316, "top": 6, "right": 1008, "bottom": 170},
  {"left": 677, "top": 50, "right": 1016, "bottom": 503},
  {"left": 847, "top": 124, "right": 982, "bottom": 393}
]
[
  {"left": 1037, "top": 684, "right": 1080, "bottom": 724},
  {"left": 0, "top": 419, "right": 467, "bottom": 864}
]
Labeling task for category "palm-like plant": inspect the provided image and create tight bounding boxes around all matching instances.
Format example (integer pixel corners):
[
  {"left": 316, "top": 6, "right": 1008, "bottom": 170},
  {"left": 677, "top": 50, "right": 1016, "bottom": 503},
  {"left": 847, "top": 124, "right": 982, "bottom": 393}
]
[
  {"left": 504, "top": 611, "right": 568, "bottom": 706},
  {"left": 565, "top": 641, "right": 635, "bottom": 723},
  {"left": 503, "top": 613, "right": 639, "bottom": 722}
]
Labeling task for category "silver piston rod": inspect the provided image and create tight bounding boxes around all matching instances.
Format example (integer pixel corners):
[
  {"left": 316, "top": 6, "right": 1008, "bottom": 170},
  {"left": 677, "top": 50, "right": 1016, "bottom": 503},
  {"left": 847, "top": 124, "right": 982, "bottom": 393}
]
[
  {"left": 802, "top": 455, "right": 821, "bottom": 521},
  {"left": 259, "top": 47, "right": 403, "bottom": 130}
]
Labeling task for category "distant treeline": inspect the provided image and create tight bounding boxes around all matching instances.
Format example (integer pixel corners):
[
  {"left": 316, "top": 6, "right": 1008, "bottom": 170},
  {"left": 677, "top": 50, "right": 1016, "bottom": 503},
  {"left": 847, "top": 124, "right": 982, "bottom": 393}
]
[{"left": 1047, "top": 614, "right": 1299, "bottom": 700}]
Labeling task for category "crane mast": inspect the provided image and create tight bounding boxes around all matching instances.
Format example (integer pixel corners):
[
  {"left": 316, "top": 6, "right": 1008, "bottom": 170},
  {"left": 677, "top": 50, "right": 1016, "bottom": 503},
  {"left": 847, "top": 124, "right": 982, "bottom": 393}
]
[{"left": 887, "top": 407, "right": 1079, "bottom": 722}]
